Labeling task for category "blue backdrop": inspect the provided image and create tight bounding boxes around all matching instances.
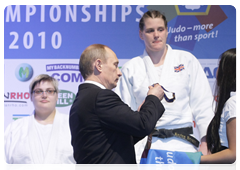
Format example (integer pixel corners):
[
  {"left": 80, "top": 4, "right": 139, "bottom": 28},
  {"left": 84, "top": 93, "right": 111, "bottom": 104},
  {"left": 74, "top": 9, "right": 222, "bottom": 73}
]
[
  {"left": 4, "top": 5, "right": 236, "bottom": 130},
  {"left": 4, "top": 5, "right": 236, "bottom": 60}
]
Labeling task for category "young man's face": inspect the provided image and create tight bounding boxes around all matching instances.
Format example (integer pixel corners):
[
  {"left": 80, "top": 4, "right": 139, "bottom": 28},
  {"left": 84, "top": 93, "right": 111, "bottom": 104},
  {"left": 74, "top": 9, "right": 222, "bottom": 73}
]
[{"left": 139, "top": 17, "right": 168, "bottom": 53}]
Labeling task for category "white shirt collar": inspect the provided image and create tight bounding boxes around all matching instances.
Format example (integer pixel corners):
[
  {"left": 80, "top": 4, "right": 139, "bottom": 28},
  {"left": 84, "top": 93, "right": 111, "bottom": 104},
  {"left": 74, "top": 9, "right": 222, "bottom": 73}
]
[
  {"left": 84, "top": 80, "right": 106, "bottom": 89},
  {"left": 230, "top": 91, "right": 236, "bottom": 97}
]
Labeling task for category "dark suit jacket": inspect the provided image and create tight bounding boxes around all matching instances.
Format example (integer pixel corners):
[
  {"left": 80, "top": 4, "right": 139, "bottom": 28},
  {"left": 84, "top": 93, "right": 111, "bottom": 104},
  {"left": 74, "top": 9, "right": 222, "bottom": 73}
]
[{"left": 69, "top": 83, "right": 165, "bottom": 164}]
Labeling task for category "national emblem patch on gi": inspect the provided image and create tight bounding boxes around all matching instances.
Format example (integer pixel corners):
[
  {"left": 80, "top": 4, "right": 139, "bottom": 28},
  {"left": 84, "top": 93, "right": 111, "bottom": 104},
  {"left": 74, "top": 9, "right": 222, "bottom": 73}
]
[{"left": 174, "top": 64, "right": 185, "bottom": 72}]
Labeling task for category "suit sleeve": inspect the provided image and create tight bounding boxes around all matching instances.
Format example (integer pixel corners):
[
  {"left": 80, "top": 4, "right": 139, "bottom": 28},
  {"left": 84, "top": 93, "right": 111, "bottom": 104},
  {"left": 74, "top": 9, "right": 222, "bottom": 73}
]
[{"left": 95, "top": 89, "right": 165, "bottom": 137}]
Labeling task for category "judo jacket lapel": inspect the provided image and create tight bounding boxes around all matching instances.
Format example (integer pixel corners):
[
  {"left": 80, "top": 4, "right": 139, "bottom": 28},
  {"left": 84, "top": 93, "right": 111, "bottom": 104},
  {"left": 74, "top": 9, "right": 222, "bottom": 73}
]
[
  {"left": 142, "top": 50, "right": 159, "bottom": 86},
  {"left": 28, "top": 113, "right": 45, "bottom": 164},
  {"left": 43, "top": 110, "right": 60, "bottom": 164},
  {"left": 28, "top": 110, "right": 60, "bottom": 164},
  {"left": 142, "top": 45, "right": 174, "bottom": 89}
]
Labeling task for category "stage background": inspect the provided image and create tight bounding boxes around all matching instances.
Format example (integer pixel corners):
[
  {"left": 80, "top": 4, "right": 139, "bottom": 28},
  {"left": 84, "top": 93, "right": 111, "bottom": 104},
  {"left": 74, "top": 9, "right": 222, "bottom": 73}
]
[{"left": 4, "top": 5, "right": 236, "bottom": 136}]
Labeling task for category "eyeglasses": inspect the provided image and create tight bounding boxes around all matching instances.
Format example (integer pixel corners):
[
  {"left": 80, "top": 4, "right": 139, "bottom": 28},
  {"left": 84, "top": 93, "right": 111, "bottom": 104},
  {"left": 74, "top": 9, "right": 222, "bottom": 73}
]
[{"left": 33, "top": 89, "right": 56, "bottom": 96}]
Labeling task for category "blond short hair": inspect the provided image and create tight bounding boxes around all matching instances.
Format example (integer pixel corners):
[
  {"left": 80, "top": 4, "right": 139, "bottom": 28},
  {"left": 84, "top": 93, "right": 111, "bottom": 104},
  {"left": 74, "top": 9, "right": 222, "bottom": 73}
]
[{"left": 29, "top": 74, "right": 59, "bottom": 95}]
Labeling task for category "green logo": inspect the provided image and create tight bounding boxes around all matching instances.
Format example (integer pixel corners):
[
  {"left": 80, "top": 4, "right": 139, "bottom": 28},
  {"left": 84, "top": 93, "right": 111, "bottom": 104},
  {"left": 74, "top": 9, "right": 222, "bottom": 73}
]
[
  {"left": 56, "top": 90, "right": 76, "bottom": 107},
  {"left": 19, "top": 67, "right": 29, "bottom": 78},
  {"left": 15, "top": 63, "right": 33, "bottom": 82}
]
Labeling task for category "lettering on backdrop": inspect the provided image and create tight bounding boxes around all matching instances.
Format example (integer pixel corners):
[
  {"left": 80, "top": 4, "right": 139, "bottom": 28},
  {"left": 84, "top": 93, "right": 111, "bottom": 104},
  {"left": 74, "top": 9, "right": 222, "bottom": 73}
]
[
  {"left": 5, "top": 5, "right": 145, "bottom": 50},
  {"left": 56, "top": 90, "right": 76, "bottom": 107},
  {"left": 46, "top": 63, "right": 84, "bottom": 83},
  {"left": 204, "top": 67, "right": 218, "bottom": 79},
  {"left": 168, "top": 24, "right": 218, "bottom": 42},
  {"left": 4, "top": 92, "right": 30, "bottom": 107},
  {"left": 166, "top": 5, "right": 228, "bottom": 51}
]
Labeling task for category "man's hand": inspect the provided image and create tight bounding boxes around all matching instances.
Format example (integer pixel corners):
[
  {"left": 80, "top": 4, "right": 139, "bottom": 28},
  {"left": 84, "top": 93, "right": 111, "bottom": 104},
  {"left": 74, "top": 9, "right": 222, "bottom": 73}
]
[{"left": 147, "top": 83, "right": 164, "bottom": 100}]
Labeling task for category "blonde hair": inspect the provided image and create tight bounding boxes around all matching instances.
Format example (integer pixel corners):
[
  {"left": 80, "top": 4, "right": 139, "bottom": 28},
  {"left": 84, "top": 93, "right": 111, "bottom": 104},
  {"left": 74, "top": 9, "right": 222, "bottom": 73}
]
[{"left": 29, "top": 74, "right": 59, "bottom": 95}]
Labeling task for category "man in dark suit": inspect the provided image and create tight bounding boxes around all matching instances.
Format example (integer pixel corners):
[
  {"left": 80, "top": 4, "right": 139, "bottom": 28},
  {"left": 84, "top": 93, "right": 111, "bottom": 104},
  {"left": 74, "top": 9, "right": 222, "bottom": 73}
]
[{"left": 69, "top": 44, "right": 165, "bottom": 164}]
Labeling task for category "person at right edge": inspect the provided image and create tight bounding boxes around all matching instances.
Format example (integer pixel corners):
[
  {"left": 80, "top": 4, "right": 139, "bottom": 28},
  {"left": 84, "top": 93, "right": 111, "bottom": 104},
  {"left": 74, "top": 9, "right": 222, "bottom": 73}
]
[
  {"left": 201, "top": 48, "right": 236, "bottom": 164},
  {"left": 115, "top": 10, "right": 214, "bottom": 163}
]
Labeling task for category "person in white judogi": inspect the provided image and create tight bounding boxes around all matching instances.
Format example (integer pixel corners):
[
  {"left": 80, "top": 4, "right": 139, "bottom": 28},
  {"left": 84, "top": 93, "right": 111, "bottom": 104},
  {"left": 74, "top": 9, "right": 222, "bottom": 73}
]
[
  {"left": 5, "top": 74, "right": 75, "bottom": 164},
  {"left": 115, "top": 10, "right": 214, "bottom": 163}
]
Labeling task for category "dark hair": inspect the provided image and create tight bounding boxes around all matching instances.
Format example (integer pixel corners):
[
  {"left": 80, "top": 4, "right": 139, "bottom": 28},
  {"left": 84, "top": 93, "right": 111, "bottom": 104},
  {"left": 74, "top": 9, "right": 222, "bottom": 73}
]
[
  {"left": 79, "top": 44, "right": 109, "bottom": 80},
  {"left": 206, "top": 48, "right": 236, "bottom": 153},
  {"left": 139, "top": 10, "right": 168, "bottom": 31}
]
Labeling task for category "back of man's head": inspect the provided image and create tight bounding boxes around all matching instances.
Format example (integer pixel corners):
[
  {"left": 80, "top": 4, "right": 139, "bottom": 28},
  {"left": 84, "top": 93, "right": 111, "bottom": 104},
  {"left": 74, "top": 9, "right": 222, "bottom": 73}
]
[{"left": 79, "top": 44, "right": 109, "bottom": 80}]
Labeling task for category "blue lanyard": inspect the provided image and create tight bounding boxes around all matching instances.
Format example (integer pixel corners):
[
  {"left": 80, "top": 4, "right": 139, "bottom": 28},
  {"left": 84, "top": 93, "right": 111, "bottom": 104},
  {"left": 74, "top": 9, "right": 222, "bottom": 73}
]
[
  {"left": 152, "top": 84, "right": 175, "bottom": 103},
  {"left": 161, "top": 86, "right": 175, "bottom": 103}
]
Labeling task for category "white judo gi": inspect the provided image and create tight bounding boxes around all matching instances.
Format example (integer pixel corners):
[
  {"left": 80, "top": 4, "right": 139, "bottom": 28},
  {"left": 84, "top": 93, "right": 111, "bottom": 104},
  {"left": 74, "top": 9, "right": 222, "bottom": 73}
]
[
  {"left": 115, "top": 45, "right": 214, "bottom": 163},
  {"left": 4, "top": 110, "right": 75, "bottom": 164}
]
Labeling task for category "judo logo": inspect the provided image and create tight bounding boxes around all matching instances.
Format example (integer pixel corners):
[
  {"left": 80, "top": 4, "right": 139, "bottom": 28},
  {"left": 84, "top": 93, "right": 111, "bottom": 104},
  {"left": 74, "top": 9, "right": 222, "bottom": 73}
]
[
  {"left": 184, "top": 5, "right": 203, "bottom": 11},
  {"left": 15, "top": 63, "right": 33, "bottom": 82},
  {"left": 174, "top": 64, "right": 184, "bottom": 72},
  {"left": 176, "top": 5, "right": 211, "bottom": 15}
]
